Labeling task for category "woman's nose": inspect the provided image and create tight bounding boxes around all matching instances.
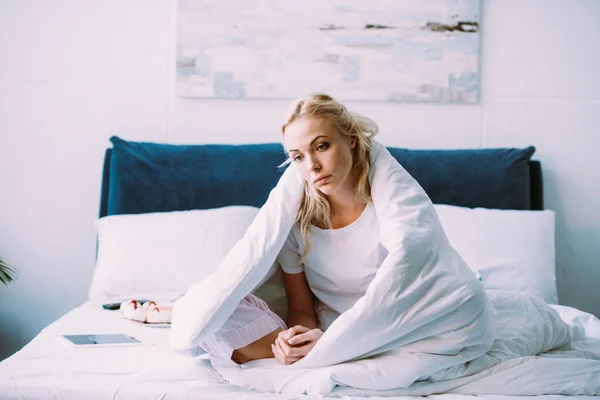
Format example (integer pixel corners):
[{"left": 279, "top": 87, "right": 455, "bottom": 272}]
[
  {"left": 302, "top": 155, "right": 319, "bottom": 174},
  {"left": 310, "top": 157, "right": 320, "bottom": 172}
]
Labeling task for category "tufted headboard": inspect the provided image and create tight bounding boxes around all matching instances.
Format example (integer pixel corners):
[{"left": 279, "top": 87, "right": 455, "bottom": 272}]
[{"left": 99, "top": 136, "right": 543, "bottom": 218}]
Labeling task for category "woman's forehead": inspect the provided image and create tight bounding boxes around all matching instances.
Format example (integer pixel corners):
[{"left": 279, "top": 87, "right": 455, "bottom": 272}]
[{"left": 284, "top": 118, "right": 338, "bottom": 149}]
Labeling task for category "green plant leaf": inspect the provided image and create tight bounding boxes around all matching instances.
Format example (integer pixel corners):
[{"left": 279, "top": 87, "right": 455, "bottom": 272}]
[{"left": 0, "top": 258, "right": 17, "bottom": 285}]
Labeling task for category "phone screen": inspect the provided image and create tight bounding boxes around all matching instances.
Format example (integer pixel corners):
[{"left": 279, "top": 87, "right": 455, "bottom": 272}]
[{"left": 62, "top": 334, "right": 142, "bottom": 345}]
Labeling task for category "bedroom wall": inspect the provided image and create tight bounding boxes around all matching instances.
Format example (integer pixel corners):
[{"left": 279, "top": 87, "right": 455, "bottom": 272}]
[{"left": 0, "top": 0, "right": 598, "bottom": 361}]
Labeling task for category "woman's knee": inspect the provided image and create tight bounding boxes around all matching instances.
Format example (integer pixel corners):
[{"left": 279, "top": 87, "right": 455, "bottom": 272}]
[{"left": 199, "top": 295, "right": 287, "bottom": 363}]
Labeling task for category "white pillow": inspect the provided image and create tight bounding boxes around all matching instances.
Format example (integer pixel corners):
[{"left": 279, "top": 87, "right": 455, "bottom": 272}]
[
  {"left": 88, "top": 206, "right": 260, "bottom": 302},
  {"left": 434, "top": 204, "right": 558, "bottom": 304}
]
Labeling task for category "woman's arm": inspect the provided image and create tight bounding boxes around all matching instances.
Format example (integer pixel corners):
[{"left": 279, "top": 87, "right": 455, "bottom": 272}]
[
  {"left": 273, "top": 267, "right": 323, "bottom": 364},
  {"left": 282, "top": 268, "right": 318, "bottom": 329}
]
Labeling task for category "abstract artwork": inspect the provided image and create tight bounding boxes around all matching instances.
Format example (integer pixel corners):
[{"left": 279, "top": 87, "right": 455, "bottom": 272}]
[{"left": 176, "top": 0, "right": 481, "bottom": 103}]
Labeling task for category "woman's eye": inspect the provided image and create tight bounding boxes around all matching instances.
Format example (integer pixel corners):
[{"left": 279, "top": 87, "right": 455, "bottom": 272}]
[
  {"left": 292, "top": 155, "right": 303, "bottom": 162},
  {"left": 316, "top": 142, "right": 329, "bottom": 151}
]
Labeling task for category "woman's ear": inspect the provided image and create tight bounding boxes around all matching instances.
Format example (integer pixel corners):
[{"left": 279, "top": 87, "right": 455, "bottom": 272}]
[{"left": 351, "top": 137, "right": 357, "bottom": 149}]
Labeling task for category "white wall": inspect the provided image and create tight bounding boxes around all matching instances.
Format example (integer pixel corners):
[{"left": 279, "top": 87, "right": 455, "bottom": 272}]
[{"left": 0, "top": 0, "right": 599, "bottom": 361}]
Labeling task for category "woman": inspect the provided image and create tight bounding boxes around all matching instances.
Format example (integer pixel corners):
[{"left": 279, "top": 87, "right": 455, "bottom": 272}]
[{"left": 200, "top": 93, "right": 396, "bottom": 365}]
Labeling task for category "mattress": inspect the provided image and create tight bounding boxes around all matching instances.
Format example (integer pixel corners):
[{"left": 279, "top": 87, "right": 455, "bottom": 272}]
[{"left": 0, "top": 301, "right": 598, "bottom": 399}]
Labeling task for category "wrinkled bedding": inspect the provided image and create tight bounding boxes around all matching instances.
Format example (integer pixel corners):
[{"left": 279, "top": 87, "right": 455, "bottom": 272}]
[
  {"left": 1, "top": 300, "right": 599, "bottom": 399},
  {"left": 170, "top": 142, "right": 600, "bottom": 396}
]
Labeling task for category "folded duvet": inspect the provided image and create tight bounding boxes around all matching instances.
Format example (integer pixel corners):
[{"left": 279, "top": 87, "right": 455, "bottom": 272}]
[{"left": 171, "top": 141, "right": 600, "bottom": 396}]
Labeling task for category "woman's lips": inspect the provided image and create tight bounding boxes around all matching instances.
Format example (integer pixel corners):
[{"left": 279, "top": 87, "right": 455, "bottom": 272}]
[{"left": 314, "top": 174, "right": 331, "bottom": 186}]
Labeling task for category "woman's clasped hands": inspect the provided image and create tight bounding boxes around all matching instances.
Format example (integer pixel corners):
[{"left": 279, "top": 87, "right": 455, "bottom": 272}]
[{"left": 271, "top": 325, "right": 323, "bottom": 365}]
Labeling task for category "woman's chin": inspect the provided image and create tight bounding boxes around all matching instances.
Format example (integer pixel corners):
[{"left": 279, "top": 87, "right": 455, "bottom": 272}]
[
  {"left": 309, "top": 179, "right": 338, "bottom": 196},
  {"left": 315, "top": 184, "right": 334, "bottom": 196}
]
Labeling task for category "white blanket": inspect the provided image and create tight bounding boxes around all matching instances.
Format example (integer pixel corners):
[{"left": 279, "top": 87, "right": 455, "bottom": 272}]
[
  {"left": 170, "top": 141, "right": 600, "bottom": 396},
  {"left": 1, "top": 301, "right": 599, "bottom": 399}
]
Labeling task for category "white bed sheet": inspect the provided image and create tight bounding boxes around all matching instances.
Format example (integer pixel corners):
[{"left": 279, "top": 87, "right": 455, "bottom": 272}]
[{"left": 0, "top": 301, "right": 598, "bottom": 400}]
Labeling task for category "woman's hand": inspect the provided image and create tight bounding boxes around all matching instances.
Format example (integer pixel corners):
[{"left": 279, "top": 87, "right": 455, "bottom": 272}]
[{"left": 271, "top": 325, "right": 324, "bottom": 365}]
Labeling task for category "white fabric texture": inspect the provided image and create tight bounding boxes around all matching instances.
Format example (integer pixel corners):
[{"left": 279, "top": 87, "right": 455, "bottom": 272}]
[
  {"left": 434, "top": 204, "right": 558, "bottom": 304},
  {"left": 89, "top": 206, "right": 259, "bottom": 302},
  {"left": 170, "top": 165, "right": 304, "bottom": 348},
  {"left": 252, "top": 203, "right": 565, "bottom": 327},
  {"left": 166, "top": 143, "right": 478, "bottom": 388},
  {"left": 213, "top": 292, "right": 600, "bottom": 397},
  {"left": 1, "top": 300, "right": 598, "bottom": 399},
  {"left": 170, "top": 141, "right": 600, "bottom": 395},
  {"left": 278, "top": 202, "right": 388, "bottom": 331},
  {"left": 198, "top": 294, "right": 286, "bottom": 364},
  {"left": 170, "top": 141, "right": 497, "bottom": 364}
]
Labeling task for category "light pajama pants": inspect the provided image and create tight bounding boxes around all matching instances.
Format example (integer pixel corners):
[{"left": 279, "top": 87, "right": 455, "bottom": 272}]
[{"left": 198, "top": 294, "right": 287, "bottom": 363}]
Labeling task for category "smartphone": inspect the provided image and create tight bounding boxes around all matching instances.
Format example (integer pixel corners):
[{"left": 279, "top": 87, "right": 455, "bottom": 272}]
[{"left": 60, "top": 333, "right": 145, "bottom": 348}]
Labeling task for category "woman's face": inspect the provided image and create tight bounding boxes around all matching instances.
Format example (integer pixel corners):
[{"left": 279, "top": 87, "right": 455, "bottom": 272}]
[{"left": 283, "top": 117, "right": 355, "bottom": 197}]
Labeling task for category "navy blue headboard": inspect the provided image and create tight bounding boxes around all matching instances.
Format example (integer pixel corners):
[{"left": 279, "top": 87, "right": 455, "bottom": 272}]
[{"left": 99, "top": 137, "right": 542, "bottom": 218}]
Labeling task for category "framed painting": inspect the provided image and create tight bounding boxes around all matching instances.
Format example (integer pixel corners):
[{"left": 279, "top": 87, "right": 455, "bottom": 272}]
[{"left": 176, "top": 0, "right": 481, "bottom": 103}]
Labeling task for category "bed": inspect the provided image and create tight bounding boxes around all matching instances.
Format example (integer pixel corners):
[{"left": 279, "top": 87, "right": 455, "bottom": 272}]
[{"left": 0, "top": 136, "right": 598, "bottom": 399}]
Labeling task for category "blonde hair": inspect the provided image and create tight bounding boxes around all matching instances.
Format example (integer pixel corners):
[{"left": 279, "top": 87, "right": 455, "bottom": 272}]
[{"left": 281, "top": 93, "right": 379, "bottom": 262}]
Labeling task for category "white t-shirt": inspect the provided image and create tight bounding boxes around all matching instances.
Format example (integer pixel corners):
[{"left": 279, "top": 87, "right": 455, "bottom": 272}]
[{"left": 277, "top": 202, "right": 389, "bottom": 331}]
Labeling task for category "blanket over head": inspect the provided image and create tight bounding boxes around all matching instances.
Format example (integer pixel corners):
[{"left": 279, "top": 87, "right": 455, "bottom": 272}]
[{"left": 170, "top": 141, "right": 600, "bottom": 396}]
